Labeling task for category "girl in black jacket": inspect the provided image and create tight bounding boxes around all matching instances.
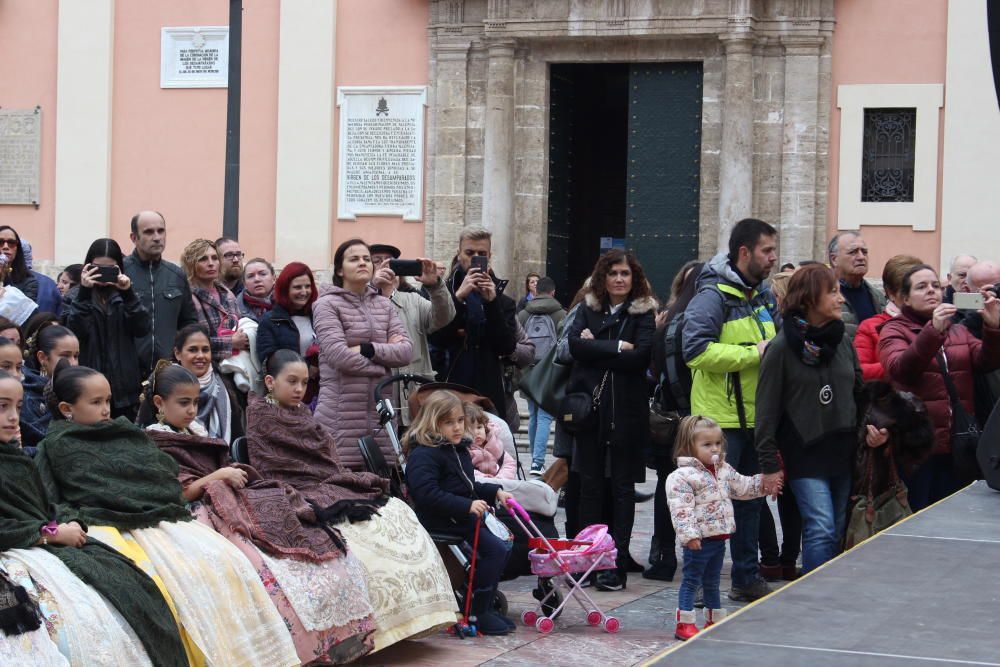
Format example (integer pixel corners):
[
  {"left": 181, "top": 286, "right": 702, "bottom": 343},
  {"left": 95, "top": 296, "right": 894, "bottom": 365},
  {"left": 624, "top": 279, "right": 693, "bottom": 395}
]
[
  {"left": 405, "top": 389, "right": 514, "bottom": 636},
  {"left": 567, "top": 249, "right": 656, "bottom": 591},
  {"left": 61, "top": 238, "right": 150, "bottom": 420}
]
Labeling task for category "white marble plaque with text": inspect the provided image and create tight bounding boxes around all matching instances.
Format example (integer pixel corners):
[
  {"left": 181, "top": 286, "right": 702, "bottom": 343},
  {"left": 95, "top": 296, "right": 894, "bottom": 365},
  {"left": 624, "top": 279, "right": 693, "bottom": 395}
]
[
  {"left": 337, "top": 86, "right": 427, "bottom": 221},
  {"left": 160, "top": 27, "right": 228, "bottom": 88},
  {"left": 0, "top": 108, "right": 41, "bottom": 206}
]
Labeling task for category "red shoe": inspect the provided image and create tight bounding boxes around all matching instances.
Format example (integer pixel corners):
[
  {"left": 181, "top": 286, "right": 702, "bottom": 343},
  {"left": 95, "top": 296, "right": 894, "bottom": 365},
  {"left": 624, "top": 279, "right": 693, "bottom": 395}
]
[
  {"left": 704, "top": 608, "right": 727, "bottom": 628},
  {"left": 674, "top": 609, "right": 699, "bottom": 640}
]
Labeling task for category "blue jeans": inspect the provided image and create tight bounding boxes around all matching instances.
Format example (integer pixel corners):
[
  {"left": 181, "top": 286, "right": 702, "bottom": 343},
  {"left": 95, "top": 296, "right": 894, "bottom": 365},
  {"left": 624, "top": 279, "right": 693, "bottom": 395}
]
[
  {"left": 678, "top": 540, "right": 726, "bottom": 611},
  {"left": 527, "top": 400, "right": 553, "bottom": 468},
  {"left": 788, "top": 472, "right": 851, "bottom": 573},
  {"left": 722, "top": 429, "right": 762, "bottom": 588}
]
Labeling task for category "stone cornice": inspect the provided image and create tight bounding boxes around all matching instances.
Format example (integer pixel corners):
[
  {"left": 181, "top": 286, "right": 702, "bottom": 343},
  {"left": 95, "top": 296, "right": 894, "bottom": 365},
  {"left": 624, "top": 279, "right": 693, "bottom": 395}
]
[
  {"left": 433, "top": 41, "right": 473, "bottom": 60},
  {"left": 780, "top": 34, "right": 826, "bottom": 54}
]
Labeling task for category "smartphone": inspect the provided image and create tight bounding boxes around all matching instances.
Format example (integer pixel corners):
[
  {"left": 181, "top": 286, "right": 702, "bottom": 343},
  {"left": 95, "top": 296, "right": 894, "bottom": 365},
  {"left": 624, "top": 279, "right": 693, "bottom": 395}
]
[
  {"left": 953, "top": 292, "right": 984, "bottom": 310},
  {"left": 470, "top": 255, "right": 489, "bottom": 273},
  {"left": 387, "top": 259, "right": 422, "bottom": 277},
  {"left": 93, "top": 265, "right": 120, "bottom": 284}
]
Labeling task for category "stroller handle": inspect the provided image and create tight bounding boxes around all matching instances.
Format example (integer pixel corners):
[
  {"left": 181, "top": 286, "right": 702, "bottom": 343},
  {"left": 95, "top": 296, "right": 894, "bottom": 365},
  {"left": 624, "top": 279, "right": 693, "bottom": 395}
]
[
  {"left": 505, "top": 497, "right": 532, "bottom": 523},
  {"left": 373, "top": 373, "right": 436, "bottom": 404}
]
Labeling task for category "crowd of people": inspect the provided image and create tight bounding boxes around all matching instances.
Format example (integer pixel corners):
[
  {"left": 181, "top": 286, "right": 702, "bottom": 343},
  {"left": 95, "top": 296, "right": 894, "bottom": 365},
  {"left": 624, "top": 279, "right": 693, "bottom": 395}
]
[{"left": 0, "top": 210, "right": 997, "bottom": 662}]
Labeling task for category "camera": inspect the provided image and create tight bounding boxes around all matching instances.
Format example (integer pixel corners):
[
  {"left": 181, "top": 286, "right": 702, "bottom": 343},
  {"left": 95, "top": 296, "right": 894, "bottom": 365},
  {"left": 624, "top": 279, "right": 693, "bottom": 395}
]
[
  {"left": 93, "top": 265, "right": 121, "bottom": 285},
  {"left": 387, "top": 259, "right": 423, "bottom": 277}
]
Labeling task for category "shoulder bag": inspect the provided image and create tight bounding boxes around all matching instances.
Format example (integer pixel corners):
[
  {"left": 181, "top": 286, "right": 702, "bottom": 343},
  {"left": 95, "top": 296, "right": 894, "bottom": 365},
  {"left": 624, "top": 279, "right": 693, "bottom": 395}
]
[
  {"left": 937, "top": 351, "right": 982, "bottom": 483},
  {"left": 845, "top": 445, "right": 911, "bottom": 550}
]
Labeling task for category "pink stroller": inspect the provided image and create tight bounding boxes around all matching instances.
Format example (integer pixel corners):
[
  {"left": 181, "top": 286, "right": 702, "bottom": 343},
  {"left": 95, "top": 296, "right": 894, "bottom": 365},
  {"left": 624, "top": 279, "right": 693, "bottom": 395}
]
[{"left": 505, "top": 498, "right": 622, "bottom": 634}]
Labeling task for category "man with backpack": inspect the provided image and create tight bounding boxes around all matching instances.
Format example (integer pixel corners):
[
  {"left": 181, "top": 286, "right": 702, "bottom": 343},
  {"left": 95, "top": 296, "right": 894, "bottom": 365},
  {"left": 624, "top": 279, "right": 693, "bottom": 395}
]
[
  {"left": 682, "top": 218, "right": 781, "bottom": 602},
  {"left": 517, "top": 276, "right": 566, "bottom": 476}
]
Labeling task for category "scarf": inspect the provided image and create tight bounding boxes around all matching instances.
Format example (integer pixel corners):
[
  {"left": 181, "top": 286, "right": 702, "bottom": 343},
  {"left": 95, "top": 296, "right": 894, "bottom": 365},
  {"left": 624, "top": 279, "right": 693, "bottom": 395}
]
[
  {"left": 197, "top": 367, "right": 232, "bottom": 443},
  {"left": 783, "top": 313, "right": 845, "bottom": 366},
  {"left": 148, "top": 428, "right": 347, "bottom": 561},
  {"left": 241, "top": 292, "right": 273, "bottom": 319},
  {"left": 245, "top": 395, "right": 389, "bottom": 524},
  {"left": 34, "top": 417, "right": 193, "bottom": 530},
  {"left": 900, "top": 304, "right": 932, "bottom": 325},
  {"left": 0, "top": 442, "right": 187, "bottom": 666}
]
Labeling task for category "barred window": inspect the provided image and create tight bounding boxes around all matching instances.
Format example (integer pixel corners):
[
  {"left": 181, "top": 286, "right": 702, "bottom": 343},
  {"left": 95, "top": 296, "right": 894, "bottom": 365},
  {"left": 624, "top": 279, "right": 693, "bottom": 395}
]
[{"left": 861, "top": 108, "right": 916, "bottom": 202}]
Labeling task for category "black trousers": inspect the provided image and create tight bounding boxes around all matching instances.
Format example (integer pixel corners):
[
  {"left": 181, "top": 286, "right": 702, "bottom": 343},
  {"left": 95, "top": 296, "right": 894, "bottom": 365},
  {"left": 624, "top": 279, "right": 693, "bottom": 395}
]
[
  {"left": 651, "top": 462, "right": 678, "bottom": 564},
  {"left": 758, "top": 484, "right": 802, "bottom": 567},
  {"left": 578, "top": 452, "right": 635, "bottom": 570}
]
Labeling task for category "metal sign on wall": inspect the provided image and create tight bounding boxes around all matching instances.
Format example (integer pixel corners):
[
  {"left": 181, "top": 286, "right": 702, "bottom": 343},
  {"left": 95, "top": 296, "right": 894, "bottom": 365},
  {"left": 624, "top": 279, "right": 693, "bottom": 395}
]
[
  {"left": 160, "top": 27, "right": 229, "bottom": 88},
  {"left": 336, "top": 86, "right": 427, "bottom": 221},
  {"left": 0, "top": 108, "right": 41, "bottom": 206}
]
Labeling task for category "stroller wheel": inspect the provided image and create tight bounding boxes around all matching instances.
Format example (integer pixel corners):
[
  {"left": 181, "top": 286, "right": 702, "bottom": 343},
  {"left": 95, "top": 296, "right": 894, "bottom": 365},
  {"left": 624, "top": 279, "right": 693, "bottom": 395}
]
[
  {"left": 493, "top": 590, "right": 509, "bottom": 617},
  {"left": 521, "top": 610, "right": 538, "bottom": 626},
  {"left": 535, "top": 616, "right": 555, "bottom": 634},
  {"left": 603, "top": 616, "right": 621, "bottom": 634},
  {"left": 586, "top": 610, "right": 603, "bottom": 626},
  {"left": 534, "top": 577, "right": 563, "bottom": 620}
]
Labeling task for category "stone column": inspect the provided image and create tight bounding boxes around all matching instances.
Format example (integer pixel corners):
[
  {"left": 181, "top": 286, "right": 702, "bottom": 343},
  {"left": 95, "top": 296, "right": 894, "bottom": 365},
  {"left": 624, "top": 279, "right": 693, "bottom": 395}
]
[
  {"left": 779, "top": 36, "right": 824, "bottom": 263},
  {"left": 717, "top": 34, "right": 755, "bottom": 252},
  {"left": 481, "top": 40, "right": 516, "bottom": 279},
  {"left": 427, "top": 41, "right": 472, "bottom": 262}
]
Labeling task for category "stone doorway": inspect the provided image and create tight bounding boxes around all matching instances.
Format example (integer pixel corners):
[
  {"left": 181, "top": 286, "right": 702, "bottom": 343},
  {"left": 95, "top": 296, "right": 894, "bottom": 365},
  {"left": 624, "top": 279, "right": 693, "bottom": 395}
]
[{"left": 546, "top": 62, "right": 703, "bottom": 303}]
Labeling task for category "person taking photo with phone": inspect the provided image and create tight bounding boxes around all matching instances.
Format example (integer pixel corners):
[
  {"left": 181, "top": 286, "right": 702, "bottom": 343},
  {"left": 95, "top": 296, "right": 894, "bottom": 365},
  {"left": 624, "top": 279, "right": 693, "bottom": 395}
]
[
  {"left": 61, "top": 238, "right": 151, "bottom": 420},
  {"left": 370, "top": 243, "right": 455, "bottom": 422},
  {"left": 428, "top": 227, "right": 518, "bottom": 427}
]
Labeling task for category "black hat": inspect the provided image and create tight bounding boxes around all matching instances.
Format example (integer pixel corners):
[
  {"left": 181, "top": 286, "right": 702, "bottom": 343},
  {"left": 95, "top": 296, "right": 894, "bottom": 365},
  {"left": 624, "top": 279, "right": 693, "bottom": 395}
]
[{"left": 369, "top": 244, "right": 401, "bottom": 259}]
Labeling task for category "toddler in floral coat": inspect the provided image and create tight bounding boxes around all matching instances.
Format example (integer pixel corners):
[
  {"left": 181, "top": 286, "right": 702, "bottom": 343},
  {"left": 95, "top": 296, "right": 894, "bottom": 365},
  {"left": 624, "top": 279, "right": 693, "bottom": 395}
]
[{"left": 667, "top": 415, "right": 765, "bottom": 641}]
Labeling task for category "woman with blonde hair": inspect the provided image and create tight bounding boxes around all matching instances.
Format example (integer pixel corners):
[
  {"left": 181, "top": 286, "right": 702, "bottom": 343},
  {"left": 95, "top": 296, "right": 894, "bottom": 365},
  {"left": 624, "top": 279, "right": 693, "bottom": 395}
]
[{"left": 180, "top": 240, "right": 248, "bottom": 365}]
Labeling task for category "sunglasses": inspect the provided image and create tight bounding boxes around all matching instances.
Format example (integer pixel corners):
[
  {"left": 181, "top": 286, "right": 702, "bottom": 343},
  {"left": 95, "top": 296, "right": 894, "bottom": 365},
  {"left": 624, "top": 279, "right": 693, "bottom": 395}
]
[{"left": 0, "top": 239, "right": 18, "bottom": 248}]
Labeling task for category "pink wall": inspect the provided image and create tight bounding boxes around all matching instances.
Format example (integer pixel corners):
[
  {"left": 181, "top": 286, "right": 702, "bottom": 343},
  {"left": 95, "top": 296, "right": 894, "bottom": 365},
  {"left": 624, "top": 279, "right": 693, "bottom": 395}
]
[
  {"left": 0, "top": 0, "right": 58, "bottom": 260},
  {"left": 109, "top": 1, "right": 278, "bottom": 264},
  {"left": 331, "top": 0, "right": 430, "bottom": 260},
  {"left": 827, "top": 0, "right": 948, "bottom": 273}
]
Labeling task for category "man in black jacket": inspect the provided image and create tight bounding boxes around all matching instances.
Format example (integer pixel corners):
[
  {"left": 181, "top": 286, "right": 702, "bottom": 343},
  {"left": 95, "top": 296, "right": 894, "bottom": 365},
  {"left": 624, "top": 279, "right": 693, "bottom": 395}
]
[
  {"left": 428, "top": 226, "right": 518, "bottom": 425},
  {"left": 123, "top": 210, "right": 199, "bottom": 377}
]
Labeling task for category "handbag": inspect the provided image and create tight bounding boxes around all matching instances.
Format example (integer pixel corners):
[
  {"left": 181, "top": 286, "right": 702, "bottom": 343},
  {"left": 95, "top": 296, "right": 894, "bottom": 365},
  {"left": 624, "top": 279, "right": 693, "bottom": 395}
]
[
  {"left": 649, "top": 384, "right": 682, "bottom": 449},
  {"left": 937, "top": 352, "right": 982, "bottom": 483},
  {"left": 484, "top": 511, "right": 513, "bottom": 551},
  {"left": 558, "top": 370, "right": 609, "bottom": 435},
  {"left": 845, "top": 445, "right": 911, "bottom": 550},
  {"left": 518, "top": 344, "right": 572, "bottom": 416}
]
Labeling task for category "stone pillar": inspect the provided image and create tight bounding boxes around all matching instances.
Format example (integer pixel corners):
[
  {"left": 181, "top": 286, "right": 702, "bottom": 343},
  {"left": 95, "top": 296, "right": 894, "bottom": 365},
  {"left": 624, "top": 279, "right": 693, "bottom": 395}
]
[
  {"left": 717, "top": 34, "right": 755, "bottom": 253},
  {"left": 779, "top": 36, "right": 824, "bottom": 263},
  {"left": 427, "top": 42, "right": 472, "bottom": 262},
  {"left": 481, "top": 40, "right": 516, "bottom": 279}
]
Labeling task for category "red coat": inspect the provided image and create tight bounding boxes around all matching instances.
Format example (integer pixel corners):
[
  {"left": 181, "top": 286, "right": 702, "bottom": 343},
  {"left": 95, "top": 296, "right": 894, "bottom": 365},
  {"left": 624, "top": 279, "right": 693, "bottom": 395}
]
[
  {"left": 855, "top": 313, "right": 891, "bottom": 381},
  {"left": 878, "top": 313, "right": 1000, "bottom": 453}
]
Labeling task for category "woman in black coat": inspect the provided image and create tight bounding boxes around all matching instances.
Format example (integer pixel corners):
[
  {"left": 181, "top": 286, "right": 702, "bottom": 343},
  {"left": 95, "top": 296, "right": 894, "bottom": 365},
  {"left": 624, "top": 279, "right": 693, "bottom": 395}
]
[
  {"left": 567, "top": 248, "right": 656, "bottom": 590},
  {"left": 256, "top": 262, "right": 320, "bottom": 404},
  {"left": 61, "top": 238, "right": 150, "bottom": 419},
  {"left": 0, "top": 225, "right": 38, "bottom": 301}
]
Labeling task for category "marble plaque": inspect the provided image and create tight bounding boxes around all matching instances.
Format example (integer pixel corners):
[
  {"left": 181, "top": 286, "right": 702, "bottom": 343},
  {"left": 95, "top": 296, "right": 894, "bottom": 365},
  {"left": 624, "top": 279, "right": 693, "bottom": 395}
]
[
  {"left": 0, "top": 108, "right": 41, "bottom": 206},
  {"left": 160, "top": 27, "right": 229, "bottom": 88},
  {"left": 337, "top": 86, "right": 427, "bottom": 221}
]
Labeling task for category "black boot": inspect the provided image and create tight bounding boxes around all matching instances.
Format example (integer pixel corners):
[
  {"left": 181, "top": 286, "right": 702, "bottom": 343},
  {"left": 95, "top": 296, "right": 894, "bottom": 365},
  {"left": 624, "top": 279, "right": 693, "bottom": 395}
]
[
  {"left": 470, "top": 589, "right": 510, "bottom": 636},
  {"left": 492, "top": 585, "right": 516, "bottom": 631},
  {"left": 643, "top": 536, "right": 677, "bottom": 581}
]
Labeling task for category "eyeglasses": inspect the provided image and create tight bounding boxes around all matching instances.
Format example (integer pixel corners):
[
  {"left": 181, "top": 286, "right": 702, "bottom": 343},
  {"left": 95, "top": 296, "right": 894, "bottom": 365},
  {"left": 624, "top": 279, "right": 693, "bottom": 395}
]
[
  {"left": 223, "top": 252, "right": 245, "bottom": 261},
  {"left": 0, "top": 239, "right": 18, "bottom": 248}
]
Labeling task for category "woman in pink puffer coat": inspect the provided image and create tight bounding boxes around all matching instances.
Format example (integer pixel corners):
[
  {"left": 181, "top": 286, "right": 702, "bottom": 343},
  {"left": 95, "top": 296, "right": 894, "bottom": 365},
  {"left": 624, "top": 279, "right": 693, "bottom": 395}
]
[{"left": 313, "top": 239, "right": 413, "bottom": 471}]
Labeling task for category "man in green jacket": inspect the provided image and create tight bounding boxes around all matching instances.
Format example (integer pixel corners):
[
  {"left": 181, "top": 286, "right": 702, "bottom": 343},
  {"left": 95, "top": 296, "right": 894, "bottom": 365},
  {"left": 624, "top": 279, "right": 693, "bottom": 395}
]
[{"left": 682, "top": 217, "right": 780, "bottom": 602}]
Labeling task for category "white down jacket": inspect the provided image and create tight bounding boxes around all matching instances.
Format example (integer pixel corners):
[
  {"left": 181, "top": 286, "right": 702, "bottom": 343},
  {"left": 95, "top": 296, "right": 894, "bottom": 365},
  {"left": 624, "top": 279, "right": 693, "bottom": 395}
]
[{"left": 666, "top": 456, "right": 764, "bottom": 545}]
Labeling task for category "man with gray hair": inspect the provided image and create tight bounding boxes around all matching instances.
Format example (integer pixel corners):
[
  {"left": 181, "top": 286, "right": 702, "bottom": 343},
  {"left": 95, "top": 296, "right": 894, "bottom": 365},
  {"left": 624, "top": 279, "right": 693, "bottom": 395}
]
[
  {"left": 429, "top": 226, "right": 518, "bottom": 424},
  {"left": 957, "top": 260, "right": 1000, "bottom": 424},
  {"left": 944, "top": 254, "right": 978, "bottom": 304},
  {"left": 828, "top": 231, "right": 886, "bottom": 338}
]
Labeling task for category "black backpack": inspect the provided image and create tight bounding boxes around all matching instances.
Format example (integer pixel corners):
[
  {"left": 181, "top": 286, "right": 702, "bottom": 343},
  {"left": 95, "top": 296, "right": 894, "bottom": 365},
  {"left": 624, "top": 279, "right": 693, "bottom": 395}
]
[{"left": 657, "top": 311, "right": 692, "bottom": 414}]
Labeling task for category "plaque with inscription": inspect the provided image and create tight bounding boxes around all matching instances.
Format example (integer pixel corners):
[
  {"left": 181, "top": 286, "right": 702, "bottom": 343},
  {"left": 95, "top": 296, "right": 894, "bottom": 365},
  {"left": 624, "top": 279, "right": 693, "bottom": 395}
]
[
  {"left": 160, "top": 27, "right": 229, "bottom": 88},
  {"left": 0, "top": 108, "right": 41, "bottom": 206},
  {"left": 337, "top": 86, "right": 427, "bottom": 221}
]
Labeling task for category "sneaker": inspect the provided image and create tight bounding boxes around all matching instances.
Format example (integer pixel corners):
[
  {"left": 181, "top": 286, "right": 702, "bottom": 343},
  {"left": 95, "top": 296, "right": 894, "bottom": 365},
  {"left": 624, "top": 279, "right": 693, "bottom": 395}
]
[
  {"left": 728, "top": 578, "right": 772, "bottom": 602},
  {"left": 595, "top": 569, "right": 626, "bottom": 592},
  {"left": 530, "top": 464, "right": 545, "bottom": 477}
]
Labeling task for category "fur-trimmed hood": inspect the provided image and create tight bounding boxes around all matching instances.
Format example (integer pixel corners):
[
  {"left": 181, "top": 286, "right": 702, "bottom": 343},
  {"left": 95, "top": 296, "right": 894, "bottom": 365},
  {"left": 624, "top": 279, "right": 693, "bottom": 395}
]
[{"left": 585, "top": 292, "right": 658, "bottom": 315}]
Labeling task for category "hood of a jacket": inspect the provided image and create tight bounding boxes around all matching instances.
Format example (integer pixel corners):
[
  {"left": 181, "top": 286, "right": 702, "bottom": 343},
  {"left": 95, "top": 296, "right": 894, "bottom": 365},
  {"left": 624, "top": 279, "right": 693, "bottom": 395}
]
[
  {"left": 700, "top": 252, "right": 755, "bottom": 292},
  {"left": 21, "top": 367, "right": 46, "bottom": 393},
  {"left": 523, "top": 295, "right": 563, "bottom": 316},
  {"left": 584, "top": 292, "right": 658, "bottom": 315}
]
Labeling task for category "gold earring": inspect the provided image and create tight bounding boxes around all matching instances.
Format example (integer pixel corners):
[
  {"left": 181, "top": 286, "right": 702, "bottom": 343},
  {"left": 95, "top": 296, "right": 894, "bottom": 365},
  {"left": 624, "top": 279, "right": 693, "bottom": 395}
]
[
  {"left": 156, "top": 410, "right": 166, "bottom": 424},
  {"left": 265, "top": 389, "right": 276, "bottom": 406}
]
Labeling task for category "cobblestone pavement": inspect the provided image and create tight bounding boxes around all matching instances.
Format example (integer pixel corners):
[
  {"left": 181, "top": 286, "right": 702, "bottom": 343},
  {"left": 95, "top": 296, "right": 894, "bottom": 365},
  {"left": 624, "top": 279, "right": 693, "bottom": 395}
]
[{"left": 354, "top": 448, "right": 777, "bottom": 667}]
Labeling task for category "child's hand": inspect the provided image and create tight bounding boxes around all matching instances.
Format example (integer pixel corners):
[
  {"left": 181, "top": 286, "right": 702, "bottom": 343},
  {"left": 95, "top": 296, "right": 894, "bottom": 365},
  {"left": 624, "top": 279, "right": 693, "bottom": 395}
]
[
  {"left": 212, "top": 466, "right": 248, "bottom": 489},
  {"left": 51, "top": 522, "right": 87, "bottom": 548},
  {"left": 495, "top": 490, "right": 513, "bottom": 508},
  {"left": 686, "top": 538, "right": 702, "bottom": 551},
  {"left": 469, "top": 499, "right": 489, "bottom": 517}
]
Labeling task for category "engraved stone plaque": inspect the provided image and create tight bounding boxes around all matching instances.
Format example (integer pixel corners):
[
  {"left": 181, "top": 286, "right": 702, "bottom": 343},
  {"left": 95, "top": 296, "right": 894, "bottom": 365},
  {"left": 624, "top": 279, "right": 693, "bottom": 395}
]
[
  {"left": 337, "top": 86, "right": 427, "bottom": 221},
  {"left": 0, "top": 108, "right": 41, "bottom": 206},
  {"left": 160, "top": 27, "right": 229, "bottom": 88}
]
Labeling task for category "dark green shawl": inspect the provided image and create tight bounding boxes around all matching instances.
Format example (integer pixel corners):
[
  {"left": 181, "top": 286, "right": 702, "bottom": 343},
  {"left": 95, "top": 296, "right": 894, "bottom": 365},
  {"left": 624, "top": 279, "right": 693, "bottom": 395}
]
[
  {"left": 35, "top": 417, "right": 192, "bottom": 530},
  {"left": 0, "top": 441, "right": 186, "bottom": 667}
]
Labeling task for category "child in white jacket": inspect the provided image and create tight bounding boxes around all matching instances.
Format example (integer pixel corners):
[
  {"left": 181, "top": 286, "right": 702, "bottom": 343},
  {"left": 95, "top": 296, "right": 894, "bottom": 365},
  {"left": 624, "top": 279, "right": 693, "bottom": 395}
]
[{"left": 667, "top": 415, "right": 766, "bottom": 641}]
